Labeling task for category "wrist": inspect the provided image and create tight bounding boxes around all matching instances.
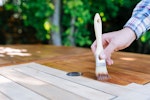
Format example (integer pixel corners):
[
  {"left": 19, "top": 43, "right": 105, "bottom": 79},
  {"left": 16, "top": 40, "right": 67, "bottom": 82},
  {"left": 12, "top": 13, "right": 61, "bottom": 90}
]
[{"left": 122, "top": 27, "right": 136, "bottom": 41}]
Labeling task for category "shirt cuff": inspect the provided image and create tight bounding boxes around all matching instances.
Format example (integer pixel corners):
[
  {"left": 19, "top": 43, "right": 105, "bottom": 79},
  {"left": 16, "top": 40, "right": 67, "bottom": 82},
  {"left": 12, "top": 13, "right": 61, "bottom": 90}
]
[{"left": 124, "top": 17, "right": 144, "bottom": 39}]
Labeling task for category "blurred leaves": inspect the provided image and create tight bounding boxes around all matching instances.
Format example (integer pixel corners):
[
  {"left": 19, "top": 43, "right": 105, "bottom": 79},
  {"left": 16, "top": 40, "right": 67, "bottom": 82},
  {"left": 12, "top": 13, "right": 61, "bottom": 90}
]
[
  {"left": 4, "top": 0, "right": 54, "bottom": 41},
  {"left": 62, "top": 0, "right": 91, "bottom": 46},
  {"left": 141, "top": 31, "right": 150, "bottom": 43},
  {"left": 1, "top": 0, "right": 150, "bottom": 54}
]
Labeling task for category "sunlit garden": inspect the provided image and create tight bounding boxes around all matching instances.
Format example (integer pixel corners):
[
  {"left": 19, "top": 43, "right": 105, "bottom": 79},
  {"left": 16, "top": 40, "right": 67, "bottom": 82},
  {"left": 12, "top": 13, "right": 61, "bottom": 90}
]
[{"left": 1, "top": 0, "right": 150, "bottom": 54}]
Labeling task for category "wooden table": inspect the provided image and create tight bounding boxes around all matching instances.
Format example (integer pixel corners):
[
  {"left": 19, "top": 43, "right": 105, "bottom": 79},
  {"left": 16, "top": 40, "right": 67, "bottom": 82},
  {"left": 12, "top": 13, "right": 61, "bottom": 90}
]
[{"left": 0, "top": 45, "right": 150, "bottom": 100}]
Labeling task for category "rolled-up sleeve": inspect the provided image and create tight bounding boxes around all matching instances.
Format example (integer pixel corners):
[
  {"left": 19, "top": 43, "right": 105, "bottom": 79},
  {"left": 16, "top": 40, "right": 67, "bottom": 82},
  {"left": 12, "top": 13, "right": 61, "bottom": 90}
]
[{"left": 124, "top": 0, "right": 150, "bottom": 39}]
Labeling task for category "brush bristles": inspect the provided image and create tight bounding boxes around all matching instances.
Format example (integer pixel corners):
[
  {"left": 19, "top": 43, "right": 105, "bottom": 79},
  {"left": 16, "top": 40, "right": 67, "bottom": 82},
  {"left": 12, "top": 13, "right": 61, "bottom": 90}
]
[
  {"left": 96, "top": 65, "right": 110, "bottom": 81},
  {"left": 96, "top": 73, "right": 110, "bottom": 81}
]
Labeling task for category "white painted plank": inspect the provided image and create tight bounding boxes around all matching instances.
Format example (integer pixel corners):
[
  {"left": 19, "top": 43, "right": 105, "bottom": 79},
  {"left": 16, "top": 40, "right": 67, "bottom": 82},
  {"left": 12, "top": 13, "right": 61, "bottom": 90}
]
[
  {"left": 113, "top": 92, "right": 150, "bottom": 100},
  {"left": 0, "top": 69, "right": 87, "bottom": 100},
  {"left": 13, "top": 64, "right": 115, "bottom": 100},
  {"left": 126, "top": 83, "right": 150, "bottom": 95},
  {"left": 19, "top": 62, "right": 140, "bottom": 96},
  {"left": 0, "top": 92, "right": 11, "bottom": 100},
  {"left": 144, "top": 83, "right": 150, "bottom": 89},
  {"left": 0, "top": 75, "right": 47, "bottom": 100}
]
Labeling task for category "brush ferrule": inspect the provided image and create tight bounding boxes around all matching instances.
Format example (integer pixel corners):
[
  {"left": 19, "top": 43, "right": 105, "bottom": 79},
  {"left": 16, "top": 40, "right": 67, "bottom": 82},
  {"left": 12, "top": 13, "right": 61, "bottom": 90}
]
[
  {"left": 96, "top": 60, "right": 106, "bottom": 67},
  {"left": 95, "top": 55, "right": 106, "bottom": 67}
]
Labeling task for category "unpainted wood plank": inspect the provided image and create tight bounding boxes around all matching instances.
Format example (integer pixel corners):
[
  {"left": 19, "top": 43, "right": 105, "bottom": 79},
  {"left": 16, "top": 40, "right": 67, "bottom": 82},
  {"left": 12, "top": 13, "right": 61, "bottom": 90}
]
[
  {"left": 22, "top": 63, "right": 150, "bottom": 97},
  {"left": 125, "top": 83, "right": 150, "bottom": 95},
  {"left": 4, "top": 62, "right": 150, "bottom": 98},
  {"left": 11, "top": 63, "right": 136, "bottom": 96},
  {"left": 0, "top": 92, "right": 11, "bottom": 100},
  {"left": 144, "top": 83, "right": 150, "bottom": 88},
  {"left": 12, "top": 63, "right": 115, "bottom": 100},
  {"left": 0, "top": 69, "right": 87, "bottom": 100},
  {"left": 0, "top": 75, "right": 47, "bottom": 100},
  {"left": 113, "top": 92, "right": 150, "bottom": 100}
]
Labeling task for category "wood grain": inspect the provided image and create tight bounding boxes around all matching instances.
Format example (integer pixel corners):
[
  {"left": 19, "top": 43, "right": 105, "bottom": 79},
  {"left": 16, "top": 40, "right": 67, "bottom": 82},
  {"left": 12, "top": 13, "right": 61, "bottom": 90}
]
[
  {"left": 0, "top": 69, "right": 87, "bottom": 100},
  {"left": 0, "top": 76, "right": 47, "bottom": 100},
  {"left": 0, "top": 45, "right": 150, "bottom": 85},
  {"left": 0, "top": 63, "right": 115, "bottom": 100},
  {"left": 38, "top": 52, "right": 150, "bottom": 85},
  {"left": 0, "top": 92, "right": 10, "bottom": 100},
  {"left": 0, "top": 62, "right": 150, "bottom": 100}
]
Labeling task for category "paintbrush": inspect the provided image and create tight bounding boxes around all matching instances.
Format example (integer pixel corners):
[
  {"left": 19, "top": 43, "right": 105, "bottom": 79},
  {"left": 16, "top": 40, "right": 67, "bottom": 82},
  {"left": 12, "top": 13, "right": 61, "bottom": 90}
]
[{"left": 94, "top": 13, "right": 110, "bottom": 80}]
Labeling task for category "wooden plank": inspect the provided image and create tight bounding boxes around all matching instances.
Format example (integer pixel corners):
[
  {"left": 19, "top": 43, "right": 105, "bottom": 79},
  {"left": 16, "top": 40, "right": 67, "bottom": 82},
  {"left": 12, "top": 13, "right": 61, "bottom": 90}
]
[
  {"left": 1, "top": 62, "right": 150, "bottom": 99},
  {"left": 0, "top": 75, "right": 47, "bottom": 100},
  {"left": 39, "top": 52, "right": 150, "bottom": 85},
  {"left": 10, "top": 63, "right": 115, "bottom": 100},
  {"left": 113, "top": 92, "right": 150, "bottom": 100},
  {"left": 0, "top": 59, "right": 11, "bottom": 65},
  {"left": 12, "top": 63, "right": 143, "bottom": 96},
  {"left": 0, "top": 92, "right": 11, "bottom": 100},
  {"left": 144, "top": 82, "right": 150, "bottom": 88},
  {"left": 107, "top": 67, "right": 150, "bottom": 84},
  {"left": 1, "top": 45, "right": 150, "bottom": 86},
  {"left": 0, "top": 45, "right": 89, "bottom": 63},
  {"left": 113, "top": 52, "right": 150, "bottom": 74},
  {"left": 39, "top": 55, "right": 132, "bottom": 85},
  {"left": 0, "top": 69, "right": 87, "bottom": 100},
  {"left": 125, "top": 83, "right": 150, "bottom": 95}
]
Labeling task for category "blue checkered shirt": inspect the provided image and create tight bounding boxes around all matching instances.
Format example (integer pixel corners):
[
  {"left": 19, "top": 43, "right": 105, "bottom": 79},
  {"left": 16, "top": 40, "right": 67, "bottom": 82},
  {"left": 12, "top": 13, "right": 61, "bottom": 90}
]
[{"left": 124, "top": 0, "right": 150, "bottom": 39}]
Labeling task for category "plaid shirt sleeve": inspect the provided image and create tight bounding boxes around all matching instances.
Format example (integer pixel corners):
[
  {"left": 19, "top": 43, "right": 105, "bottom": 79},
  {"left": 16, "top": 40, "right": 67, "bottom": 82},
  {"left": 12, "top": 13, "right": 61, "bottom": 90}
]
[{"left": 124, "top": 0, "right": 150, "bottom": 39}]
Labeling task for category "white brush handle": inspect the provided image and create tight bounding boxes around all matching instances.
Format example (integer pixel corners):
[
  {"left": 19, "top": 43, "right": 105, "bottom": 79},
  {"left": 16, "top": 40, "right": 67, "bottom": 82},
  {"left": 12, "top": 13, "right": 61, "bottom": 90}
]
[{"left": 94, "top": 13, "right": 103, "bottom": 57}]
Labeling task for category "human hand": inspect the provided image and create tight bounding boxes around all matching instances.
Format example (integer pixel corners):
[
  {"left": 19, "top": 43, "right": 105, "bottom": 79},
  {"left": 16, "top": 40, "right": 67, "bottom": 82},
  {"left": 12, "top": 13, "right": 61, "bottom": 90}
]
[{"left": 91, "top": 27, "right": 136, "bottom": 65}]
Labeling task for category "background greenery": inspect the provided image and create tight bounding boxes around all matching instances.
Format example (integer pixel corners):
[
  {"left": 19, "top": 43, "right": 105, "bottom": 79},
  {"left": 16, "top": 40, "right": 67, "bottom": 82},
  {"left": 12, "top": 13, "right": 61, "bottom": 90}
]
[{"left": 1, "top": 0, "right": 150, "bottom": 54}]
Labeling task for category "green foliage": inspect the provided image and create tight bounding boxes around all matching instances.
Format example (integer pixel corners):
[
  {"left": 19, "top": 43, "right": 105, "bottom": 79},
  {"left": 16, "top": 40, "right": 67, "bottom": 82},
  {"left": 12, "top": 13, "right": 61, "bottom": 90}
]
[
  {"left": 89, "top": 0, "right": 120, "bottom": 22},
  {"left": 62, "top": 0, "right": 91, "bottom": 46},
  {"left": 138, "top": 31, "right": 150, "bottom": 54},
  {"left": 141, "top": 31, "right": 150, "bottom": 43},
  {"left": 1, "top": 0, "right": 150, "bottom": 54},
  {"left": 4, "top": 0, "right": 54, "bottom": 41},
  {"left": 62, "top": 0, "right": 141, "bottom": 47}
]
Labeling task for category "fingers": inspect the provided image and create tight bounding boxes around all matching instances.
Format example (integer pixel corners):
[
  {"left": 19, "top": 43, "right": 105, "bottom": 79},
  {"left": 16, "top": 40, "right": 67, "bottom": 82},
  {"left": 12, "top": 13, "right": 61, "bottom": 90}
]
[
  {"left": 91, "top": 28, "right": 136, "bottom": 65},
  {"left": 106, "top": 58, "right": 114, "bottom": 65},
  {"left": 91, "top": 40, "right": 114, "bottom": 65},
  {"left": 103, "top": 40, "right": 118, "bottom": 65},
  {"left": 91, "top": 40, "right": 97, "bottom": 54}
]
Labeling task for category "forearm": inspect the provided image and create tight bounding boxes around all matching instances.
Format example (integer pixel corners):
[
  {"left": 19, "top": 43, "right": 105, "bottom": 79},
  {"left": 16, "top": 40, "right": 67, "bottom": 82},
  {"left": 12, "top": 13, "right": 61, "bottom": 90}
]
[{"left": 124, "top": 0, "right": 150, "bottom": 39}]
